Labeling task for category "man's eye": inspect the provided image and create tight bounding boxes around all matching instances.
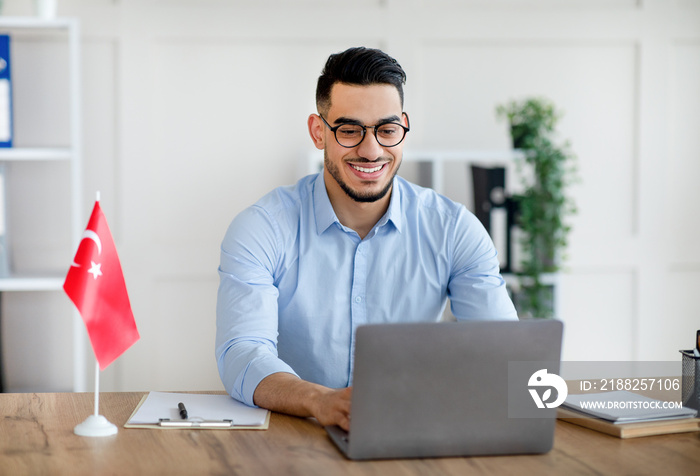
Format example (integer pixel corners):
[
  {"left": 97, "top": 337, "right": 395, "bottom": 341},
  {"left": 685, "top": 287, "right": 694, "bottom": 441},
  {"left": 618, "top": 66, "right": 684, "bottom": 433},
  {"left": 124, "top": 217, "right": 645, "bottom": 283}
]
[
  {"left": 377, "top": 125, "right": 400, "bottom": 136},
  {"left": 337, "top": 126, "right": 362, "bottom": 137}
]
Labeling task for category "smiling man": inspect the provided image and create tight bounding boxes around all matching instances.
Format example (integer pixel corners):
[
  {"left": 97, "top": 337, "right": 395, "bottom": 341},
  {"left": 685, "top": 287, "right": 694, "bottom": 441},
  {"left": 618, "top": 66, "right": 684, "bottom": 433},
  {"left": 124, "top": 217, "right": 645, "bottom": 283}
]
[
  {"left": 216, "top": 47, "right": 517, "bottom": 431},
  {"left": 313, "top": 81, "right": 407, "bottom": 239}
]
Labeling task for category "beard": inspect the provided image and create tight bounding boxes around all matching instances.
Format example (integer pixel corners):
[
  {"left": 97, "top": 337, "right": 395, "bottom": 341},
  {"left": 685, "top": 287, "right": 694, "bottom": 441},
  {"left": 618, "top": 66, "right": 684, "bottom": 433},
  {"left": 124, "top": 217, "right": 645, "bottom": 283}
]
[{"left": 324, "top": 151, "right": 400, "bottom": 203}]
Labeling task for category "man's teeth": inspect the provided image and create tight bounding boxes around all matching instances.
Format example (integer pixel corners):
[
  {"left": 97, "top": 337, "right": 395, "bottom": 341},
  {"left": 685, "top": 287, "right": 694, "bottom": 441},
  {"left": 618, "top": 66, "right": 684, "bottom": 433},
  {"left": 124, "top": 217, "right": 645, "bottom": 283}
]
[{"left": 352, "top": 164, "right": 383, "bottom": 173}]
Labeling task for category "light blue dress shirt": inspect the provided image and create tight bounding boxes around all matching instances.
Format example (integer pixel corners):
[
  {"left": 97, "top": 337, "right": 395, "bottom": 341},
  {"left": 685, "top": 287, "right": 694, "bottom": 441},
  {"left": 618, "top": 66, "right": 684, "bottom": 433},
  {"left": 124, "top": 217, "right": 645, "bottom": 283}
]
[{"left": 216, "top": 172, "right": 517, "bottom": 406}]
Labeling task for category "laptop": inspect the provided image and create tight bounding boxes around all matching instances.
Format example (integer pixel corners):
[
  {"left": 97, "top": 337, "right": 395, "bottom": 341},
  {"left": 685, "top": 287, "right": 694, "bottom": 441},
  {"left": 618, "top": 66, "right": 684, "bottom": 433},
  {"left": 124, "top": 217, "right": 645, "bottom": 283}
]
[{"left": 325, "top": 319, "right": 564, "bottom": 460}]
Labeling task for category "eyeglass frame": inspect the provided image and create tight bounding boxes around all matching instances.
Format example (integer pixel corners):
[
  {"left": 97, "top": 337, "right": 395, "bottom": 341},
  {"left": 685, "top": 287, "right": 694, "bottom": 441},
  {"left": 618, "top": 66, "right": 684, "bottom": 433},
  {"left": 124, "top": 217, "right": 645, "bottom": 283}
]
[{"left": 318, "top": 112, "right": 410, "bottom": 148}]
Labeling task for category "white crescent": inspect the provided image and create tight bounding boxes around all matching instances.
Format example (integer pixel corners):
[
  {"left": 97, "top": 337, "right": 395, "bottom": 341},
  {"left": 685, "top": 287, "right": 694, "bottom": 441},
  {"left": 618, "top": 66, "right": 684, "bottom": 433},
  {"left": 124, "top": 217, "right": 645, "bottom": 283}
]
[{"left": 70, "top": 229, "right": 102, "bottom": 267}]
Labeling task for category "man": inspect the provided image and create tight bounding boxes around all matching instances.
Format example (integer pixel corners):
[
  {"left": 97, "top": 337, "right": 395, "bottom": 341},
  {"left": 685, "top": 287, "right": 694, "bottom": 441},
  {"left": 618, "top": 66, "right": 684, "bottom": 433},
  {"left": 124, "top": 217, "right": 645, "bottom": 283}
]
[{"left": 216, "top": 47, "right": 517, "bottom": 431}]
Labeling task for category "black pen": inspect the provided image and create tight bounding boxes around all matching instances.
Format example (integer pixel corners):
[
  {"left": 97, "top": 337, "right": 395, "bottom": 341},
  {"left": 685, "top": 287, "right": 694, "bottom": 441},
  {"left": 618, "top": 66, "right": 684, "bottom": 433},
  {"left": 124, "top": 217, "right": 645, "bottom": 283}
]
[{"left": 178, "top": 402, "right": 188, "bottom": 419}]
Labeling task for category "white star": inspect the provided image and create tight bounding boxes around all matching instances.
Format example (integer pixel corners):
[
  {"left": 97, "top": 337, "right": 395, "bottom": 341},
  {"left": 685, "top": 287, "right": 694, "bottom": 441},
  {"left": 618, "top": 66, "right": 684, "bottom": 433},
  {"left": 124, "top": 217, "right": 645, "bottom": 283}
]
[{"left": 87, "top": 261, "right": 102, "bottom": 280}]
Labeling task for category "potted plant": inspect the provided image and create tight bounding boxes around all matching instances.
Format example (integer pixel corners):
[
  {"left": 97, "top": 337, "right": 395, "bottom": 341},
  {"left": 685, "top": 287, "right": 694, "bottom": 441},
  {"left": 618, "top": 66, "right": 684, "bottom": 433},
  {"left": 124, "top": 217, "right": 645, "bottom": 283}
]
[{"left": 496, "top": 97, "right": 577, "bottom": 318}]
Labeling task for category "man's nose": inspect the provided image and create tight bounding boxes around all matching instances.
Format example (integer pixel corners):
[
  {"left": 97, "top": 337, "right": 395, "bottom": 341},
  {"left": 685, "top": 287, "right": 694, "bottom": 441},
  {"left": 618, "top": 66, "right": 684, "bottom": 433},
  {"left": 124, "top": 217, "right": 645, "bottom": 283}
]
[{"left": 356, "top": 129, "right": 383, "bottom": 161}]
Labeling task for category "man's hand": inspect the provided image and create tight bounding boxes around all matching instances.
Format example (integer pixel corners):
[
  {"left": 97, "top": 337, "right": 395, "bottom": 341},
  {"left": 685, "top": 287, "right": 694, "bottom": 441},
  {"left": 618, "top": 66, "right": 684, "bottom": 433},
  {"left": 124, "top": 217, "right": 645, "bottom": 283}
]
[
  {"left": 253, "top": 372, "right": 352, "bottom": 431},
  {"left": 308, "top": 386, "right": 352, "bottom": 430}
]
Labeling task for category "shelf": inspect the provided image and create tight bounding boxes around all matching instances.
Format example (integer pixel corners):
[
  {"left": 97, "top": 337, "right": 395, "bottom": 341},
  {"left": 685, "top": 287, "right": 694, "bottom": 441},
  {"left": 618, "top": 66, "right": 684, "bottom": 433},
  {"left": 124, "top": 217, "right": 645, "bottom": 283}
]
[
  {"left": 0, "top": 17, "right": 77, "bottom": 30},
  {"left": 0, "top": 274, "right": 64, "bottom": 292},
  {"left": 0, "top": 147, "right": 73, "bottom": 161},
  {"left": 403, "top": 149, "right": 526, "bottom": 163}
]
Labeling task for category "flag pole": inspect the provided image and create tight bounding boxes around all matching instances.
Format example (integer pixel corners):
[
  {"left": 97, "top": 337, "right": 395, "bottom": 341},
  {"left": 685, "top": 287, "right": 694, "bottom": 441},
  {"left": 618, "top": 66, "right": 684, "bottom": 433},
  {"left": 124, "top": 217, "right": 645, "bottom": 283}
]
[
  {"left": 73, "top": 191, "right": 118, "bottom": 437},
  {"left": 93, "top": 192, "right": 102, "bottom": 418},
  {"left": 94, "top": 361, "right": 100, "bottom": 417},
  {"left": 93, "top": 191, "right": 101, "bottom": 418},
  {"left": 73, "top": 360, "right": 117, "bottom": 437},
  {"left": 93, "top": 191, "right": 101, "bottom": 419}
]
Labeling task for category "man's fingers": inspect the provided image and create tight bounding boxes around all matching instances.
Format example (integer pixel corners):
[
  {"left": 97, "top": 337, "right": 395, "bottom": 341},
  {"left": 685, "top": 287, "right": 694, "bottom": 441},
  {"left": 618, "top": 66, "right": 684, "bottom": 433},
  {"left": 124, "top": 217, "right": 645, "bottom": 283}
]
[
  {"left": 338, "top": 414, "right": 350, "bottom": 432},
  {"left": 314, "top": 387, "right": 353, "bottom": 429}
]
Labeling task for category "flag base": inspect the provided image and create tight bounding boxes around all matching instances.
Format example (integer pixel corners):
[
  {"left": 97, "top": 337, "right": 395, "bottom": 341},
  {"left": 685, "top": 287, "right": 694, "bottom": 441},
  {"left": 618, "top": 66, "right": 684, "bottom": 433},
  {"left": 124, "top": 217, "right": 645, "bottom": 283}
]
[{"left": 74, "top": 414, "right": 118, "bottom": 437}]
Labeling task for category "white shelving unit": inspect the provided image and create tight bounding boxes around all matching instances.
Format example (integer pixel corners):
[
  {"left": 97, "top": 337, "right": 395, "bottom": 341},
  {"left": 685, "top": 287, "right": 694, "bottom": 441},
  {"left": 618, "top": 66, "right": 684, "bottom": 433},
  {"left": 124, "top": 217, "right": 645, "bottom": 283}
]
[{"left": 0, "top": 18, "right": 84, "bottom": 391}]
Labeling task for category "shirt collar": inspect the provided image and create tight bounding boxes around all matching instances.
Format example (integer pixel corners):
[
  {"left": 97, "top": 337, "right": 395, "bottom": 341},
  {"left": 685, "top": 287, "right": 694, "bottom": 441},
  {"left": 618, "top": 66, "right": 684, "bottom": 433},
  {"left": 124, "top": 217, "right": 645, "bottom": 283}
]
[
  {"left": 313, "top": 172, "right": 404, "bottom": 235},
  {"left": 314, "top": 173, "right": 338, "bottom": 235},
  {"left": 380, "top": 176, "right": 403, "bottom": 233}
]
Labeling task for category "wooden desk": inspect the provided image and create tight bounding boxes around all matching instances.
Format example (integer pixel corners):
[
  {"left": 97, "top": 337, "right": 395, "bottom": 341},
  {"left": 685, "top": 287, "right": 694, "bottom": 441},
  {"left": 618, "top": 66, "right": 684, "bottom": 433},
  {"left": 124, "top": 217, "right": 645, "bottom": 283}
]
[{"left": 1, "top": 392, "right": 699, "bottom": 475}]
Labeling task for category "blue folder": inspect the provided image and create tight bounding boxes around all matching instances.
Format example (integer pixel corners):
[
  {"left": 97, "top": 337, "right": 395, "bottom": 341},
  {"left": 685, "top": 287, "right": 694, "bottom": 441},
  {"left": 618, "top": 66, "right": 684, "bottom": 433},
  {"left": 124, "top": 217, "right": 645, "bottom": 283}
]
[{"left": 0, "top": 35, "right": 12, "bottom": 148}]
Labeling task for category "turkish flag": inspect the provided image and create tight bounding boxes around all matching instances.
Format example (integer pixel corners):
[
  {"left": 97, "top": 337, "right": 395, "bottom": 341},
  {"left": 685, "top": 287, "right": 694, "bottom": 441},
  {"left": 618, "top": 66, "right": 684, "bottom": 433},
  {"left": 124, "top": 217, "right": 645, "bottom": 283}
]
[{"left": 64, "top": 201, "right": 140, "bottom": 370}]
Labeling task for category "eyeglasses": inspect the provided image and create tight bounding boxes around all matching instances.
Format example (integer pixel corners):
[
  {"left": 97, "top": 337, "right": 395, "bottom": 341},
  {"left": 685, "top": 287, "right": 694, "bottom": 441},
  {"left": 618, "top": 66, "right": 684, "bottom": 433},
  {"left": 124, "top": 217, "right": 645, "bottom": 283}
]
[{"left": 319, "top": 113, "right": 410, "bottom": 148}]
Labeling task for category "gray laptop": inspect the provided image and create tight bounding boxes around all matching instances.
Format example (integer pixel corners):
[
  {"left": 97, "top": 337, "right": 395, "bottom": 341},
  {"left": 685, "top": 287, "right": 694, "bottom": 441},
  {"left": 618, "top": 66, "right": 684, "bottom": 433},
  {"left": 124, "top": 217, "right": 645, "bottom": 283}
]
[{"left": 326, "top": 319, "right": 564, "bottom": 460}]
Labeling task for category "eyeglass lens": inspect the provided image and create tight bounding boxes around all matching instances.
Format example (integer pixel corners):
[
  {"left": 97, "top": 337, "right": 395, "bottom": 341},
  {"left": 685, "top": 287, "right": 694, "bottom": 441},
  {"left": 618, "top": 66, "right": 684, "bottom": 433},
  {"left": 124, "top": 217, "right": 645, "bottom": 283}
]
[{"left": 335, "top": 123, "right": 405, "bottom": 148}]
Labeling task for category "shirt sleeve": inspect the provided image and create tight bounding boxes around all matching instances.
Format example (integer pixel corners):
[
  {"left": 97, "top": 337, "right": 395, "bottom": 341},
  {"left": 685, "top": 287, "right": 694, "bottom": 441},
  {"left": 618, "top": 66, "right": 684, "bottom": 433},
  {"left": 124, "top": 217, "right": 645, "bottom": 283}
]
[
  {"left": 447, "top": 206, "right": 519, "bottom": 321},
  {"left": 215, "top": 205, "right": 298, "bottom": 407}
]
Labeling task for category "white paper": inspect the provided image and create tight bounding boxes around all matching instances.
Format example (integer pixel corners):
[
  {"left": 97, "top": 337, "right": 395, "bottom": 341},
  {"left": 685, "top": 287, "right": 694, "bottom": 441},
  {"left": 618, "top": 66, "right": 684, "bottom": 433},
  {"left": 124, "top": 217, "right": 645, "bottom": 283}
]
[{"left": 128, "top": 392, "right": 268, "bottom": 426}]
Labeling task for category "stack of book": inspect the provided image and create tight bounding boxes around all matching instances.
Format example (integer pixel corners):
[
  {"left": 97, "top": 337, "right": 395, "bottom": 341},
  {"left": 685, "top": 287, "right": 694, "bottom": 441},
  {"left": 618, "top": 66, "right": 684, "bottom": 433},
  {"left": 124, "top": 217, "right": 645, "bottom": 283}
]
[{"left": 558, "top": 390, "right": 700, "bottom": 438}]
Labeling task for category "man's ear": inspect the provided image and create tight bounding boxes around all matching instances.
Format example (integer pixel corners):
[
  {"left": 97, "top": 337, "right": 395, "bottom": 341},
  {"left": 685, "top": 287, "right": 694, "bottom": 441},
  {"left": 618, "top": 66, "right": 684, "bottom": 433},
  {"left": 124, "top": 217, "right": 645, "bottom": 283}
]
[{"left": 308, "top": 114, "right": 325, "bottom": 150}]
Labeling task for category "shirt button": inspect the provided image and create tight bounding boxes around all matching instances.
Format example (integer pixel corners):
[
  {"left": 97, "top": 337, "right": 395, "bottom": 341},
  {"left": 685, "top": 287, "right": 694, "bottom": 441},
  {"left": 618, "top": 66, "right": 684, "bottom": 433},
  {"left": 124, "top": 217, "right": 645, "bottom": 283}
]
[{"left": 355, "top": 296, "right": 362, "bottom": 303}]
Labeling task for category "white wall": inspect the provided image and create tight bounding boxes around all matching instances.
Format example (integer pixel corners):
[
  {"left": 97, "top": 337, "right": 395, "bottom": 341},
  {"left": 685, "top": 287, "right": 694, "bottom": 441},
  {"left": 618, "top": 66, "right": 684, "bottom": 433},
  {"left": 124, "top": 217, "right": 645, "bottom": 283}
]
[{"left": 2, "top": 0, "right": 699, "bottom": 392}]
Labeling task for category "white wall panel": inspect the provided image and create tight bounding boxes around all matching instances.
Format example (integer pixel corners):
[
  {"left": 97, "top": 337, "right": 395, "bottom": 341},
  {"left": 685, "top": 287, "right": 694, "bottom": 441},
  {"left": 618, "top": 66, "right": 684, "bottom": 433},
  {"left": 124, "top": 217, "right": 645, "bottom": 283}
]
[
  {"left": 667, "top": 42, "right": 700, "bottom": 265},
  {"left": 82, "top": 39, "right": 119, "bottom": 228},
  {"left": 558, "top": 271, "right": 636, "bottom": 361},
  {"left": 150, "top": 42, "right": 337, "bottom": 254},
  {"left": 148, "top": 279, "right": 221, "bottom": 392}
]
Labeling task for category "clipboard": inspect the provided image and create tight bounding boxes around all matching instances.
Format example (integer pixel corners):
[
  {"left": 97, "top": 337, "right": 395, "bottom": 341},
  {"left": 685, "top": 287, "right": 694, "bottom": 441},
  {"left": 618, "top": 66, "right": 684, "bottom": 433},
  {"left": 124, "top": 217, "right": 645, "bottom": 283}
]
[{"left": 124, "top": 392, "right": 270, "bottom": 430}]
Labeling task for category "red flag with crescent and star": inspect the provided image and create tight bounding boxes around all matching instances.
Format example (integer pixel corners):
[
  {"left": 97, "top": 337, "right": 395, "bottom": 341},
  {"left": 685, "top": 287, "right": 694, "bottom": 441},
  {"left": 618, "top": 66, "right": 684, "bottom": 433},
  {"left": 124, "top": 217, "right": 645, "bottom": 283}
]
[{"left": 63, "top": 200, "right": 139, "bottom": 371}]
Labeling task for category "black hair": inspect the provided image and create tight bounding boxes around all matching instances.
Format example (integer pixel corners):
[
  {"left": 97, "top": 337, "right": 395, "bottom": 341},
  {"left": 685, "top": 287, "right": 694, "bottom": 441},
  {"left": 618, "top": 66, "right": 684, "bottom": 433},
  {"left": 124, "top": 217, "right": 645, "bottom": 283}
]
[{"left": 315, "top": 47, "right": 407, "bottom": 113}]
